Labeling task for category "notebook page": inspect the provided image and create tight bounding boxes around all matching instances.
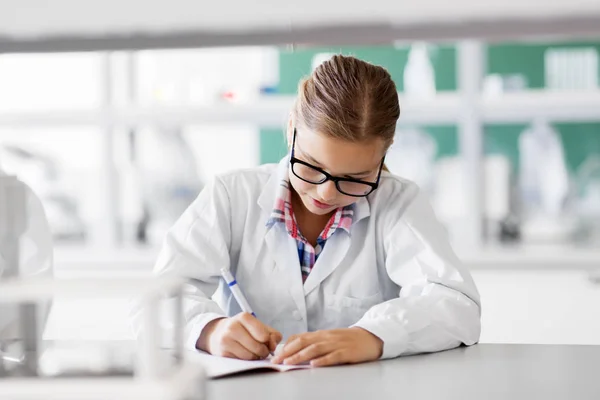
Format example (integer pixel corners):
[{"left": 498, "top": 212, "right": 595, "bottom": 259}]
[{"left": 186, "top": 350, "right": 310, "bottom": 378}]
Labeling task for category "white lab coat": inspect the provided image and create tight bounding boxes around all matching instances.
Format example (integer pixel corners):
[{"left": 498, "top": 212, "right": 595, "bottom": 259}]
[{"left": 153, "top": 157, "right": 481, "bottom": 359}]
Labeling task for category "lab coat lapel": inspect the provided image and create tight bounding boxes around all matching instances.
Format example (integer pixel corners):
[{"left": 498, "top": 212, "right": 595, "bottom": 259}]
[
  {"left": 257, "top": 157, "right": 289, "bottom": 212},
  {"left": 259, "top": 157, "right": 307, "bottom": 320},
  {"left": 264, "top": 224, "right": 307, "bottom": 320},
  {"left": 302, "top": 232, "right": 351, "bottom": 296}
]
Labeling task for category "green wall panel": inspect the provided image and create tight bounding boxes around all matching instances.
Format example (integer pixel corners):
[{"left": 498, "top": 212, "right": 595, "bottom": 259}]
[
  {"left": 423, "top": 125, "right": 459, "bottom": 159},
  {"left": 484, "top": 124, "right": 524, "bottom": 171},
  {"left": 259, "top": 128, "right": 288, "bottom": 164},
  {"left": 556, "top": 123, "right": 600, "bottom": 172}
]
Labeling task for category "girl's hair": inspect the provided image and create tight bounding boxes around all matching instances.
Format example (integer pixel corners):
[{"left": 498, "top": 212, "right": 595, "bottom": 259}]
[{"left": 293, "top": 54, "right": 400, "bottom": 151}]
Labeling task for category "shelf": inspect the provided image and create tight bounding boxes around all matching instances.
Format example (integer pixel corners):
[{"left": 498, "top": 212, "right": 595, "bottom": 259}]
[
  {"left": 481, "top": 90, "right": 600, "bottom": 123},
  {"left": 0, "top": 93, "right": 462, "bottom": 128},
  {"left": 2, "top": 91, "right": 600, "bottom": 128},
  {"left": 0, "top": 97, "right": 295, "bottom": 128}
]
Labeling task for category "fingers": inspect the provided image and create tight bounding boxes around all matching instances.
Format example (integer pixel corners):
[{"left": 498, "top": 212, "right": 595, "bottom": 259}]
[
  {"left": 203, "top": 314, "right": 285, "bottom": 360},
  {"left": 268, "top": 328, "right": 374, "bottom": 367},
  {"left": 268, "top": 334, "right": 278, "bottom": 353},
  {"left": 221, "top": 313, "right": 283, "bottom": 359},
  {"left": 234, "top": 324, "right": 271, "bottom": 359},
  {"left": 269, "top": 329, "right": 283, "bottom": 345},
  {"left": 271, "top": 333, "right": 316, "bottom": 364},
  {"left": 268, "top": 330, "right": 283, "bottom": 352},
  {"left": 281, "top": 342, "right": 334, "bottom": 365},
  {"left": 220, "top": 317, "right": 269, "bottom": 359},
  {"left": 222, "top": 338, "right": 260, "bottom": 361},
  {"left": 310, "top": 350, "right": 345, "bottom": 367},
  {"left": 236, "top": 312, "right": 282, "bottom": 354},
  {"left": 238, "top": 312, "right": 272, "bottom": 343}
]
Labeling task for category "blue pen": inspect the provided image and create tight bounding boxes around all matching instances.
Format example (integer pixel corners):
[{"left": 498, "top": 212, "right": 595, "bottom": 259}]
[{"left": 220, "top": 268, "right": 256, "bottom": 317}]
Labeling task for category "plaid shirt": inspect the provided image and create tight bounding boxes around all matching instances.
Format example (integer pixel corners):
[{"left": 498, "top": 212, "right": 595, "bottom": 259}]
[{"left": 266, "top": 180, "right": 354, "bottom": 283}]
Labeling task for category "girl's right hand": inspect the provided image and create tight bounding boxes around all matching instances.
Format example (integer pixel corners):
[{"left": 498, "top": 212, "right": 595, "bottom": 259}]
[{"left": 196, "top": 312, "right": 282, "bottom": 360}]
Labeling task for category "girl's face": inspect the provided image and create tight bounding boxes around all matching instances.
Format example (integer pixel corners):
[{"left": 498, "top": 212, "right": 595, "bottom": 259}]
[{"left": 288, "top": 127, "right": 386, "bottom": 216}]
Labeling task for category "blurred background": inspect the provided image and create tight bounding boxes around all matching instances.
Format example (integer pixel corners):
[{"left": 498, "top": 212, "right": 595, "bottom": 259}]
[{"left": 1, "top": 0, "right": 600, "bottom": 346}]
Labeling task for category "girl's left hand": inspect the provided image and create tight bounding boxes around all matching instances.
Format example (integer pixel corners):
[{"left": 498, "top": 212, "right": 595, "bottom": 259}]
[{"left": 271, "top": 327, "right": 383, "bottom": 367}]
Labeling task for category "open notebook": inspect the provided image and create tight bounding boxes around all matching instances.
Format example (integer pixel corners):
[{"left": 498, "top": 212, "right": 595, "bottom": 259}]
[{"left": 186, "top": 349, "right": 311, "bottom": 378}]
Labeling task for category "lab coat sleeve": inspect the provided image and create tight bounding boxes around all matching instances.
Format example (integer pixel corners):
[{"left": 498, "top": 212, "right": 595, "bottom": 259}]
[
  {"left": 353, "top": 186, "right": 481, "bottom": 359},
  {"left": 152, "top": 176, "right": 232, "bottom": 350}
]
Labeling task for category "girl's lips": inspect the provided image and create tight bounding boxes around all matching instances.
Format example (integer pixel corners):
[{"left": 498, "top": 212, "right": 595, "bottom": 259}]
[{"left": 311, "top": 197, "right": 334, "bottom": 209}]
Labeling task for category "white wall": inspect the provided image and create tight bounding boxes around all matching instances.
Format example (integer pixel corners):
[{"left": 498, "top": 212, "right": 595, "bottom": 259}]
[{"left": 474, "top": 269, "right": 600, "bottom": 345}]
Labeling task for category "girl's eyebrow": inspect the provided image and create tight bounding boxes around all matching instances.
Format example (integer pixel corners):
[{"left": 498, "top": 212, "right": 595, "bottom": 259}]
[
  {"left": 296, "top": 146, "right": 324, "bottom": 167},
  {"left": 303, "top": 152, "right": 322, "bottom": 166},
  {"left": 298, "top": 149, "right": 374, "bottom": 177},
  {"left": 343, "top": 171, "right": 373, "bottom": 178}
]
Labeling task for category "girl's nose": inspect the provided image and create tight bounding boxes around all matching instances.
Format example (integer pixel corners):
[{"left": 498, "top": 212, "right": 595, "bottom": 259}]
[{"left": 317, "top": 180, "right": 338, "bottom": 203}]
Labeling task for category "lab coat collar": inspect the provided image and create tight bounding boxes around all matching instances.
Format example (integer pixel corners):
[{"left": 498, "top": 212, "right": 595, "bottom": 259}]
[{"left": 257, "top": 157, "right": 371, "bottom": 227}]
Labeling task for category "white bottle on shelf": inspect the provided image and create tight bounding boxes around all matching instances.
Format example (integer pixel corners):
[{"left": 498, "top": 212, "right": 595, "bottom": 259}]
[
  {"left": 484, "top": 154, "right": 512, "bottom": 240},
  {"left": 519, "top": 119, "right": 574, "bottom": 242},
  {"left": 403, "top": 43, "right": 436, "bottom": 100}
]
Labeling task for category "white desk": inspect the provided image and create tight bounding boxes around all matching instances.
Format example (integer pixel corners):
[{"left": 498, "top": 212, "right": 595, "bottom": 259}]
[{"left": 207, "top": 344, "right": 600, "bottom": 400}]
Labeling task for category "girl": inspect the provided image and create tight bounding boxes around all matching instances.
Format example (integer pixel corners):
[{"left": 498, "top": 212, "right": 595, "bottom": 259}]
[{"left": 154, "top": 55, "right": 481, "bottom": 367}]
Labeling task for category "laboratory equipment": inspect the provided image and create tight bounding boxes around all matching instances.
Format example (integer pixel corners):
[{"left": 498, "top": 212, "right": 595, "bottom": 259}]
[
  {"left": 137, "top": 47, "right": 279, "bottom": 106},
  {"left": 0, "top": 277, "right": 206, "bottom": 400},
  {"left": 518, "top": 119, "right": 575, "bottom": 242},
  {"left": 403, "top": 42, "right": 436, "bottom": 99},
  {"left": 117, "top": 130, "right": 148, "bottom": 244},
  {"left": 432, "top": 155, "right": 514, "bottom": 244},
  {"left": 575, "top": 154, "right": 600, "bottom": 242},
  {"left": 483, "top": 74, "right": 527, "bottom": 97},
  {"left": 0, "top": 167, "right": 53, "bottom": 376},
  {"left": 220, "top": 46, "right": 280, "bottom": 102},
  {"left": 483, "top": 154, "right": 512, "bottom": 242},
  {"left": 0, "top": 144, "right": 86, "bottom": 241},
  {"left": 432, "top": 156, "right": 468, "bottom": 244},
  {"left": 137, "top": 127, "right": 203, "bottom": 245},
  {"left": 545, "top": 47, "right": 598, "bottom": 91}
]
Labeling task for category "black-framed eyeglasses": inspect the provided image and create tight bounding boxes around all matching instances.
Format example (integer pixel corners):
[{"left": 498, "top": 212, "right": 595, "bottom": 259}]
[{"left": 289, "top": 128, "right": 385, "bottom": 197}]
